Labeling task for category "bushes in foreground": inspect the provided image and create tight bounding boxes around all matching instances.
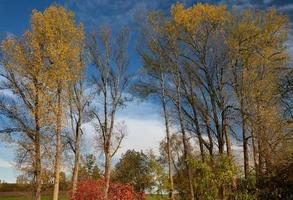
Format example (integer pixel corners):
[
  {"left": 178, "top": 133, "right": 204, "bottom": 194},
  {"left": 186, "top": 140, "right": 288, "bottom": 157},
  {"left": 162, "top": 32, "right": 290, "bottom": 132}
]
[{"left": 70, "top": 179, "right": 145, "bottom": 200}]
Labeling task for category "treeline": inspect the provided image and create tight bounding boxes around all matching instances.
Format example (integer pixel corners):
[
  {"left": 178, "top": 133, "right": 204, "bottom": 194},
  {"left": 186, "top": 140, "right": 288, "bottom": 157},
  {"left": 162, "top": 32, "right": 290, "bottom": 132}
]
[
  {"left": 0, "top": 2, "right": 292, "bottom": 200},
  {"left": 134, "top": 3, "right": 293, "bottom": 200}
]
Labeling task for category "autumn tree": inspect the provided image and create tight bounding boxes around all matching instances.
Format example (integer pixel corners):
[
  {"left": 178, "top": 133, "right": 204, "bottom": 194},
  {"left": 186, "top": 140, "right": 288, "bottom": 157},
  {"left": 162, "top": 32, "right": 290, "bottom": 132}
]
[
  {"left": 0, "top": 17, "right": 51, "bottom": 200},
  {"left": 87, "top": 26, "right": 130, "bottom": 198},
  {"left": 138, "top": 2, "right": 291, "bottom": 199},
  {"left": 27, "top": 6, "right": 84, "bottom": 200},
  {"left": 226, "top": 8, "right": 289, "bottom": 182}
]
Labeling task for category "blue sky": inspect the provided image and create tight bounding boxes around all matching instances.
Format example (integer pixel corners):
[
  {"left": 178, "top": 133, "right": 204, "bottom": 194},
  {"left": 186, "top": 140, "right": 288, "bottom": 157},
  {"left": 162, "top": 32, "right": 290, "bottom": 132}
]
[{"left": 0, "top": 0, "right": 292, "bottom": 183}]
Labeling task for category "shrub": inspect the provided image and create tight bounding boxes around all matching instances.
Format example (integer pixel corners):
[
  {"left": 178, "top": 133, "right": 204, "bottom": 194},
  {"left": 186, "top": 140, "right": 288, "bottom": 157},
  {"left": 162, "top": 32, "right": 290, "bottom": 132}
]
[{"left": 70, "top": 179, "right": 145, "bottom": 200}]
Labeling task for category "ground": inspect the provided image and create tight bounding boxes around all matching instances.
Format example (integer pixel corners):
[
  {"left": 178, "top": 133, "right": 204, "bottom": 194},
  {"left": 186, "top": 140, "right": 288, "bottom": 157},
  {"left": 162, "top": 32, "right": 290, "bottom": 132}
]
[{"left": 0, "top": 194, "right": 167, "bottom": 200}]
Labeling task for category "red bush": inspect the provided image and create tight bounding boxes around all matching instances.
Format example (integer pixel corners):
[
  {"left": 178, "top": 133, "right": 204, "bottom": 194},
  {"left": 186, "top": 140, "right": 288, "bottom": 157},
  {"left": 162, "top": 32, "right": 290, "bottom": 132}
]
[{"left": 69, "top": 179, "right": 145, "bottom": 200}]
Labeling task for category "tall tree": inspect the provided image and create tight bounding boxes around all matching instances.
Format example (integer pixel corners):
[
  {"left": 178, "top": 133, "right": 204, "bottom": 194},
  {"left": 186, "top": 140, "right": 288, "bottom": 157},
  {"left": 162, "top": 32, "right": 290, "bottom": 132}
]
[
  {"left": 87, "top": 26, "right": 130, "bottom": 198},
  {"left": 28, "top": 6, "right": 84, "bottom": 200},
  {"left": 135, "top": 12, "right": 175, "bottom": 199},
  {"left": 0, "top": 14, "right": 52, "bottom": 200},
  {"left": 66, "top": 73, "right": 92, "bottom": 193},
  {"left": 226, "top": 8, "right": 289, "bottom": 180}
]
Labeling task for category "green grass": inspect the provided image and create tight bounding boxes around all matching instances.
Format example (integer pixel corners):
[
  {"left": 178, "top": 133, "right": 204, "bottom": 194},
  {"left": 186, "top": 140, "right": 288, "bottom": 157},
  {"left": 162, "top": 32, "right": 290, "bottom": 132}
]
[
  {"left": 0, "top": 195, "right": 67, "bottom": 200},
  {"left": 146, "top": 194, "right": 168, "bottom": 200},
  {"left": 0, "top": 194, "right": 164, "bottom": 200}
]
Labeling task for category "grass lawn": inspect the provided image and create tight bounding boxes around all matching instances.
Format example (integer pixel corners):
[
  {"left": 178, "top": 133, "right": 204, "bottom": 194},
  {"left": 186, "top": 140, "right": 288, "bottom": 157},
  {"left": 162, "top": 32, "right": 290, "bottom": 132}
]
[
  {"left": 0, "top": 195, "right": 67, "bottom": 200},
  {"left": 0, "top": 195, "right": 166, "bottom": 200}
]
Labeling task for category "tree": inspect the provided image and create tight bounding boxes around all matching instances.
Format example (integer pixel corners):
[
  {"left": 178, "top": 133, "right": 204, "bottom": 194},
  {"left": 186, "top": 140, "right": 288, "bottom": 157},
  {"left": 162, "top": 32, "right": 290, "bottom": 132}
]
[
  {"left": 66, "top": 71, "right": 92, "bottom": 193},
  {"left": 137, "top": 2, "right": 291, "bottom": 199},
  {"left": 135, "top": 12, "right": 176, "bottom": 199},
  {"left": 26, "top": 6, "right": 84, "bottom": 200},
  {"left": 78, "top": 154, "right": 101, "bottom": 180},
  {"left": 16, "top": 175, "right": 29, "bottom": 184},
  {"left": 87, "top": 25, "right": 130, "bottom": 198},
  {"left": 112, "top": 150, "right": 155, "bottom": 193},
  {"left": 226, "top": 8, "right": 289, "bottom": 182},
  {"left": 0, "top": 10, "right": 53, "bottom": 200}
]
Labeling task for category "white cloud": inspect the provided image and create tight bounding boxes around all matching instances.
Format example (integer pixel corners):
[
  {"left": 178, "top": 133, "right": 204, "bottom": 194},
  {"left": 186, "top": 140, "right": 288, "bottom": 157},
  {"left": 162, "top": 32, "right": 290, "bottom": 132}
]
[
  {"left": 115, "top": 116, "right": 165, "bottom": 156},
  {"left": 0, "top": 158, "right": 14, "bottom": 168},
  {"left": 81, "top": 99, "right": 166, "bottom": 158}
]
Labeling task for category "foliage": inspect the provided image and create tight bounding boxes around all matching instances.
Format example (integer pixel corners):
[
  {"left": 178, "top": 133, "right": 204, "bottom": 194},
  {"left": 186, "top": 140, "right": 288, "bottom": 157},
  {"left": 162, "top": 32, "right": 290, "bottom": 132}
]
[
  {"left": 173, "top": 156, "right": 235, "bottom": 200},
  {"left": 112, "top": 150, "right": 157, "bottom": 192},
  {"left": 78, "top": 154, "right": 101, "bottom": 180},
  {"left": 69, "top": 179, "right": 145, "bottom": 200}
]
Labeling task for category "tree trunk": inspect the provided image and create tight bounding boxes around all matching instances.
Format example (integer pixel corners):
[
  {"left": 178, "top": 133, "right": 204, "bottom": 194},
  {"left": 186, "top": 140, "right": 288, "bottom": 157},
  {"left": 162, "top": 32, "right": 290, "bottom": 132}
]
[
  {"left": 174, "top": 69, "right": 195, "bottom": 200},
  {"left": 205, "top": 116, "right": 214, "bottom": 157},
  {"left": 191, "top": 103, "right": 205, "bottom": 162},
  {"left": 208, "top": 86, "right": 223, "bottom": 154},
  {"left": 72, "top": 117, "right": 81, "bottom": 194},
  {"left": 53, "top": 87, "right": 62, "bottom": 200},
  {"left": 104, "top": 148, "right": 111, "bottom": 199},
  {"left": 201, "top": 90, "right": 213, "bottom": 157},
  {"left": 242, "top": 113, "right": 249, "bottom": 179},
  {"left": 251, "top": 129, "right": 258, "bottom": 181},
  {"left": 160, "top": 72, "right": 175, "bottom": 200},
  {"left": 161, "top": 90, "right": 175, "bottom": 200},
  {"left": 224, "top": 128, "right": 232, "bottom": 158},
  {"left": 33, "top": 84, "right": 42, "bottom": 200},
  {"left": 176, "top": 97, "right": 195, "bottom": 199},
  {"left": 34, "top": 129, "right": 42, "bottom": 200}
]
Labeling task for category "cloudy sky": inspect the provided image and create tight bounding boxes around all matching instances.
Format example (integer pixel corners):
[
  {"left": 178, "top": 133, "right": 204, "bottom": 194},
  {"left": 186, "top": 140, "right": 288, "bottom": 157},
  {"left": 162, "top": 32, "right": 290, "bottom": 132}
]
[{"left": 0, "top": 0, "right": 292, "bottom": 183}]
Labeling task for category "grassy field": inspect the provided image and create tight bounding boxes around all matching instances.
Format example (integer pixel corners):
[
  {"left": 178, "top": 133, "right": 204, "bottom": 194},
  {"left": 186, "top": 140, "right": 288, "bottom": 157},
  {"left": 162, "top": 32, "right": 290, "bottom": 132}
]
[
  {"left": 0, "top": 195, "right": 166, "bottom": 200},
  {"left": 0, "top": 196, "right": 67, "bottom": 200}
]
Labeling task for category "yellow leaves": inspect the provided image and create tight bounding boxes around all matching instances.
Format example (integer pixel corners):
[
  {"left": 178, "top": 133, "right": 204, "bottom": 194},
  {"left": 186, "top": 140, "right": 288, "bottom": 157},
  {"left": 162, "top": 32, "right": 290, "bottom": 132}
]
[
  {"left": 171, "top": 3, "right": 227, "bottom": 33},
  {"left": 226, "top": 7, "right": 288, "bottom": 109},
  {"left": 1, "top": 5, "right": 84, "bottom": 126},
  {"left": 30, "top": 5, "right": 84, "bottom": 88}
]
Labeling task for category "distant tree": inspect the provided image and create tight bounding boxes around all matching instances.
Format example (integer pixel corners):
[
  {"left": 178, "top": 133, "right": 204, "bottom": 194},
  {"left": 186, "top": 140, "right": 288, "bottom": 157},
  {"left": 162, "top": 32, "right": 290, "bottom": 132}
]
[
  {"left": 78, "top": 154, "right": 101, "bottom": 180},
  {"left": 112, "top": 150, "right": 156, "bottom": 193},
  {"left": 16, "top": 175, "right": 29, "bottom": 184}
]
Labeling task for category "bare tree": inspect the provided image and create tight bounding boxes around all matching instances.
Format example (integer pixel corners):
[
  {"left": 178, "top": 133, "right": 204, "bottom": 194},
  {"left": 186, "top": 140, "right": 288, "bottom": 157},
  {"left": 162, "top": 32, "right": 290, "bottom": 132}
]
[
  {"left": 65, "top": 74, "right": 92, "bottom": 193},
  {"left": 87, "top": 26, "right": 131, "bottom": 198}
]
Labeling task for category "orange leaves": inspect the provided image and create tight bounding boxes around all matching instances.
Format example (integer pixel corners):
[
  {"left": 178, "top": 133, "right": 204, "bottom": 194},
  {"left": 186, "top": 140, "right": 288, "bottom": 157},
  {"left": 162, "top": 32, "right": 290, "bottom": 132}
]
[{"left": 70, "top": 179, "right": 145, "bottom": 200}]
